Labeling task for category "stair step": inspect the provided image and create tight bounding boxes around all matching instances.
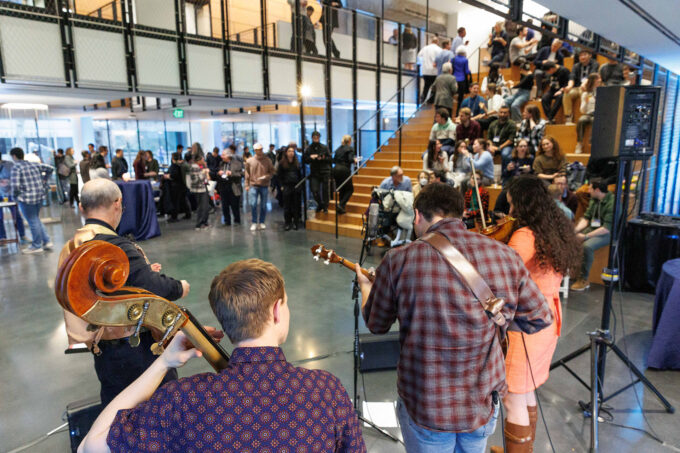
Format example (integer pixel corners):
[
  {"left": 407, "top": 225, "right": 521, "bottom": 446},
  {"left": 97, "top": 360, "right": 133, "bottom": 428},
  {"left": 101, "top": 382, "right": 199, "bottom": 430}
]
[
  {"left": 329, "top": 200, "right": 367, "bottom": 214},
  {"left": 566, "top": 153, "right": 589, "bottom": 165},
  {"left": 545, "top": 123, "right": 591, "bottom": 154},
  {"left": 315, "top": 210, "right": 364, "bottom": 226},
  {"left": 359, "top": 167, "right": 421, "bottom": 177},
  {"left": 305, "top": 218, "right": 364, "bottom": 238}
]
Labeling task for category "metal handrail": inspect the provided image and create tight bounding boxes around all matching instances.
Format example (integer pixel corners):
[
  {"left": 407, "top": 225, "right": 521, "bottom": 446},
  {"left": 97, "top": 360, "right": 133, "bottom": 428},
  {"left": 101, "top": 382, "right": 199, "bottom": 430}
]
[{"left": 353, "top": 77, "right": 417, "bottom": 133}]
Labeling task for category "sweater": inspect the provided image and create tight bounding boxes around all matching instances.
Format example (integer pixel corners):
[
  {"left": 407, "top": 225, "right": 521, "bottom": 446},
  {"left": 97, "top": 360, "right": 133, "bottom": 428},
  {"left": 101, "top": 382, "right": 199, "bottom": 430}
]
[{"left": 245, "top": 155, "right": 275, "bottom": 187}]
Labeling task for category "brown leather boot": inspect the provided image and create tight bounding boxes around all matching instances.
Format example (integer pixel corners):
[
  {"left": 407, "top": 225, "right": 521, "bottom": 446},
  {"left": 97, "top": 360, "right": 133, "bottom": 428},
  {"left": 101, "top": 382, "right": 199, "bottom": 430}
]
[
  {"left": 489, "top": 420, "right": 533, "bottom": 453},
  {"left": 527, "top": 405, "right": 538, "bottom": 452}
]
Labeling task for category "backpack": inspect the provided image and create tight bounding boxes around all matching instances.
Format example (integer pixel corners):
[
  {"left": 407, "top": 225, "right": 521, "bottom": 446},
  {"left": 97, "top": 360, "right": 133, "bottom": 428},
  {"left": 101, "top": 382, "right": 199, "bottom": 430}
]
[{"left": 567, "top": 161, "right": 586, "bottom": 191}]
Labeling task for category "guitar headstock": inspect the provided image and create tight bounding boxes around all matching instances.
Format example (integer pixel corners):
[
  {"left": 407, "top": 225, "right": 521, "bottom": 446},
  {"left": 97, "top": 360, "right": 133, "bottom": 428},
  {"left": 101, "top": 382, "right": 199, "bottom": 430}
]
[{"left": 310, "top": 244, "right": 342, "bottom": 265}]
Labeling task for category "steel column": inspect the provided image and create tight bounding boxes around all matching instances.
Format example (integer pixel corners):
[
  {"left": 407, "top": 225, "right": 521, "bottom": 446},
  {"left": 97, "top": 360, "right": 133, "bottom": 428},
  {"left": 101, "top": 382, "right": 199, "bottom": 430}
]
[
  {"left": 175, "top": 0, "right": 188, "bottom": 95},
  {"left": 376, "top": 17, "right": 382, "bottom": 152},
  {"left": 260, "top": 0, "right": 270, "bottom": 99},
  {"left": 222, "top": 0, "right": 232, "bottom": 96},
  {"left": 121, "top": 0, "right": 137, "bottom": 91},
  {"left": 352, "top": 10, "right": 358, "bottom": 156}
]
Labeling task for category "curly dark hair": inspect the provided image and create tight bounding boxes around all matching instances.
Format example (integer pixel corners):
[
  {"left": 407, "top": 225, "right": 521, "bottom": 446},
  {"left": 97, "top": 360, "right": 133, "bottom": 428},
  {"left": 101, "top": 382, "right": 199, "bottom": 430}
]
[{"left": 508, "top": 175, "right": 582, "bottom": 276}]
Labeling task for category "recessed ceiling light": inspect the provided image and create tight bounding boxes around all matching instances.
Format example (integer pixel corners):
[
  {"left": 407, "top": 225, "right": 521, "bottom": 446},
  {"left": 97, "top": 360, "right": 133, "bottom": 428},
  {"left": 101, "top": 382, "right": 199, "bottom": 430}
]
[{"left": 1, "top": 103, "right": 49, "bottom": 111}]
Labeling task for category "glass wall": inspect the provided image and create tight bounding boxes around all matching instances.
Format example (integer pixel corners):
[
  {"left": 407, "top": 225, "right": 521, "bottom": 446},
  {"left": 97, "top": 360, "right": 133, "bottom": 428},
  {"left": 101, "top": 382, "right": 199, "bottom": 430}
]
[{"left": 0, "top": 115, "right": 73, "bottom": 164}]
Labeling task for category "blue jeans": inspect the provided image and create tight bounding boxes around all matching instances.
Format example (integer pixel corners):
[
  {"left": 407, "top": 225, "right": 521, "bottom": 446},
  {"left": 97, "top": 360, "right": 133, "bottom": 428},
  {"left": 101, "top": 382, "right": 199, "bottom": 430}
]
[
  {"left": 18, "top": 201, "right": 49, "bottom": 249},
  {"left": 581, "top": 230, "right": 611, "bottom": 278},
  {"left": 0, "top": 201, "right": 26, "bottom": 239},
  {"left": 504, "top": 89, "right": 531, "bottom": 122},
  {"left": 500, "top": 145, "right": 514, "bottom": 169},
  {"left": 249, "top": 185, "right": 269, "bottom": 223},
  {"left": 397, "top": 398, "right": 499, "bottom": 453}
]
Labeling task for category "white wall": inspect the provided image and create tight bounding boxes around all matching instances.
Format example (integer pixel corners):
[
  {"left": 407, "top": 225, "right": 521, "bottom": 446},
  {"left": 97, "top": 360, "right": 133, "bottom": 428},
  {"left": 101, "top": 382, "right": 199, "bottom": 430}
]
[{"left": 456, "top": 6, "right": 503, "bottom": 71}]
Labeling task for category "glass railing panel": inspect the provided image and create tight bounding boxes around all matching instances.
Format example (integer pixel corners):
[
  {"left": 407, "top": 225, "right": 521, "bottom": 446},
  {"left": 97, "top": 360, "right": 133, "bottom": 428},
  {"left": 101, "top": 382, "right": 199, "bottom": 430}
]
[
  {"left": 71, "top": 0, "right": 123, "bottom": 22},
  {"left": 227, "top": 0, "right": 262, "bottom": 45},
  {"left": 356, "top": 12, "right": 376, "bottom": 64},
  {"left": 382, "top": 19, "right": 399, "bottom": 68},
  {"left": 131, "top": 0, "right": 176, "bottom": 31},
  {"left": 267, "top": 0, "right": 293, "bottom": 50}
]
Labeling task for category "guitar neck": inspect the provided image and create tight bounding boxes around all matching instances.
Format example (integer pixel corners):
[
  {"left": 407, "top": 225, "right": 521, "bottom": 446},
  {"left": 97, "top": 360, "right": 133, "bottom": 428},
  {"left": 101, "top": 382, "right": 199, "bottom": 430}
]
[
  {"left": 337, "top": 257, "right": 375, "bottom": 282},
  {"left": 180, "top": 308, "right": 230, "bottom": 371}
]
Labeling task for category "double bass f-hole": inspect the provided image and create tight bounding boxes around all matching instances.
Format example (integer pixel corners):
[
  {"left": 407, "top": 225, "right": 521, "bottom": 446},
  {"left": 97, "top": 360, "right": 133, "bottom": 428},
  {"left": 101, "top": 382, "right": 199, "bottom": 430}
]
[{"left": 128, "top": 301, "right": 150, "bottom": 347}]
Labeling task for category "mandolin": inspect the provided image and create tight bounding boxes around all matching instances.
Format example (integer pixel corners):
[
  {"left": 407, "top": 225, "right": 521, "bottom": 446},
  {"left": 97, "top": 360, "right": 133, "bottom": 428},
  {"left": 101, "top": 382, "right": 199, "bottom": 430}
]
[
  {"left": 310, "top": 244, "right": 375, "bottom": 282},
  {"left": 54, "top": 240, "right": 229, "bottom": 371}
]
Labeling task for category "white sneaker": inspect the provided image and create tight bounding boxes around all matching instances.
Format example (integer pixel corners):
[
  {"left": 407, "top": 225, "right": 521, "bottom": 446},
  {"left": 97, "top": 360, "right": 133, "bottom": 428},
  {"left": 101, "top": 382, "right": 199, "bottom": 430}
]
[
  {"left": 258, "top": 223, "right": 266, "bottom": 230},
  {"left": 23, "top": 246, "right": 44, "bottom": 255},
  {"left": 250, "top": 224, "right": 258, "bottom": 231},
  {"left": 574, "top": 143, "right": 583, "bottom": 154},
  {"left": 43, "top": 241, "right": 54, "bottom": 250}
]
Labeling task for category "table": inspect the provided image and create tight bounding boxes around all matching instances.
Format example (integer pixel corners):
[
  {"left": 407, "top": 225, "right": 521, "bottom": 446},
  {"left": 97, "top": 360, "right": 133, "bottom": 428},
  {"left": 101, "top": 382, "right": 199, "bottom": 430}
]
[
  {"left": 648, "top": 259, "right": 680, "bottom": 370},
  {"left": 114, "top": 180, "right": 160, "bottom": 241},
  {"left": 0, "top": 201, "right": 20, "bottom": 247}
]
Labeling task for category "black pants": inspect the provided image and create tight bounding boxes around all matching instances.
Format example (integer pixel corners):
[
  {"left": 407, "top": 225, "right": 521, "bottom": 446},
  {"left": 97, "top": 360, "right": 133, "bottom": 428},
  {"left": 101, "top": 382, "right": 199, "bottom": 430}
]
[
  {"left": 422, "top": 75, "right": 437, "bottom": 103},
  {"left": 170, "top": 184, "right": 190, "bottom": 219},
  {"left": 304, "top": 39, "right": 318, "bottom": 55},
  {"left": 542, "top": 90, "right": 564, "bottom": 121},
  {"left": 456, "top": 79, "right": 469, "bottom": 115},
  {"left": 218, "top": 184, "right": 241, "bottom": 225},
  {"left": 282, "top": 184, "right": 302, "bottom": 225},
  {"left": 194, "top": 191, "right": 210, "bottom": 227},
  {"left": 310, "top": 173, "right": 331, "bottom": 210},
  {"left": 333, "top": 166, "right": 353, "bottom": 209},
  {"left": 93, "top": 330, "right": 178, "bottom": 407},
  {"left": 69, "top": 183, "right": 79, "bottom": 205}
]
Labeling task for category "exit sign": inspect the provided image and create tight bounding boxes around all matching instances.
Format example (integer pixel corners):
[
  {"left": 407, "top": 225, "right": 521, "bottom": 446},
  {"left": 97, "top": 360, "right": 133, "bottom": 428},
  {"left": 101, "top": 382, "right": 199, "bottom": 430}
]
[{"left": 172, "top": 108, "right": 184, "bottom": 119}]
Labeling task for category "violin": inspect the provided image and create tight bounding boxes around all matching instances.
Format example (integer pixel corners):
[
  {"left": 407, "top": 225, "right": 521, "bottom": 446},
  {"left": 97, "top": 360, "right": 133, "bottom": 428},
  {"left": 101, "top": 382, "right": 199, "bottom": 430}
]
[{"left": 54, "top": 240, "right": 229, "bottom": 371}]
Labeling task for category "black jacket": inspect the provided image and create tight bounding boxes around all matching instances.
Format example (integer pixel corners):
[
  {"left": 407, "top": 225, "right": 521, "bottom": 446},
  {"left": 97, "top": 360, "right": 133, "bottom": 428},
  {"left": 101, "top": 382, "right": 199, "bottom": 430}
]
[
  {"left": 303, "top": 142, "right": 332, "bottom": 175},
  {"left": 333, "top": 145, "right": 355, "bottom": 169},
  {"left": 111, "top": 157, "right": 128, "bottom": 180},
  {"left": 210, "top": 157, "right": 243, "bottom": 196},
  {"left": 168, "top": 162, "right": 186, "bottom": 189},
  {"left": 570, "top": 59, "right": 600, "bottom": 87},
  {"left": 278, "top": 159, "right": 303, "bottom": 186}
]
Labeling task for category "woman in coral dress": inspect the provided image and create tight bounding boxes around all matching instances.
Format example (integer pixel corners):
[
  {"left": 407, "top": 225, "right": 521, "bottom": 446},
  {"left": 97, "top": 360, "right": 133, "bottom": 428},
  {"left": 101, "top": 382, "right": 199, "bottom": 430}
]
[{"left": 491, "top": 175, "right": 582, "bottom": 453}]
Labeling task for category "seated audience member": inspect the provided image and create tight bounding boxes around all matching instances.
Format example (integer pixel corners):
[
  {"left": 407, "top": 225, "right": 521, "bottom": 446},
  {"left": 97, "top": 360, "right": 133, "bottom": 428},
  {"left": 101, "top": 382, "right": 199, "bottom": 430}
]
[
  {"left": 515, "top": 104, "right": 547, "bottom": 154},
  {"left": 533, "top": 39, "right": 565, "bottom": 97},
  {"left": 488, "top": 105, "right": 517, "bottom": 167},
  {"left": 431, "top": 169, "right": 452, "bottom": 186},
  {"left": 487, "top": 21, "right": 508, "bottom": 66},
  {"left": 502, "top": 139, "right": 534, "bottom": 185},
  {"left": 429, "top": 108, "right": 457, "bottom": 151},
  {"left": 575, "top": 73, "right": 601, "bottom": 153},
  {"left": 455, "top": 107, "right": 482, "bottom": 143},
  {"left": 503, "top": 58, "right": 534, "bottom": 122},
  {"left": 460, "top": 82, "right": 487, "bottom": 123},
  {"left": 553, "top": 173, "right": 578, "bottom": 215},
  {"left": 452, "top": 46, "right": 472, "bottom": 114},
  {"left": 414, "top": 170, "right": 431, "bottom": 196},
  {"left": 432, "top": 62, "right": 458, "bottom": 118},
  {"left": 548, "top": 183, "right": 574, "bottom": 221},
  {"left": 449, "top": 140, "right": 472, "bottom": 189},
  {"left": 79, "top": 259, "right": 365, "bottom": 453},
  {"left": 599, "top": 61, "right": 626, "bottom": 86},
  {"left": 463, "top": 170, "right": 490, "bottom": 227},
  {"left": 380, "top": 166, "right": 412, "bottom": 192},
  {"left": 481, "top": 63, "right": 510, "bottom": 97},
  {"left": 424, "top": 140, "right": 452, "bottom": 175},
  {"left": 508, "top": 26, "right": 539, "bottom": 65},
  {"left": 571, "top": 178, "right": 613, "bottom": 291},
  {"left": 562, "top": 49, "right": 600, "bottom": 124},
  {"left": 478, "top": 83, "right": 505, "bottom": 131},
  {"left": 533, "top": 136, "right": 568, "bottom": 183},
  {"left": 471, "top": 138, "right": 495, "bottom": 186},
  {"left": 575, "top": 156, "right": 618, "bottom": 212},
  {"left": 541, "top": 61, "right": 571, "bottom": 123}
]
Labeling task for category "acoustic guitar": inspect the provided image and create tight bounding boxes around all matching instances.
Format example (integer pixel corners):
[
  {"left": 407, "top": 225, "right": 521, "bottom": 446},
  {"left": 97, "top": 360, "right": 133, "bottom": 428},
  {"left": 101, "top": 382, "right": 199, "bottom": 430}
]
[
  {"left": 54, "top": 240, "right": 229, "bottom": 371},
  {"left": 310, "top": 244, "right": 375, "bottom": 282}
]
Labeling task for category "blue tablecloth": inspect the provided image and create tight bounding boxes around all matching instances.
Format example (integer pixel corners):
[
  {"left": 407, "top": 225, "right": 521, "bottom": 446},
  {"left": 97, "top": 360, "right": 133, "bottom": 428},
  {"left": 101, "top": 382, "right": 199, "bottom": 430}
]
[
  {"left": 115, "top": 180, "right": 160, "bottom": 241},
  {"left": 648, "top": 259, "right": 680, "bottom": 369}
]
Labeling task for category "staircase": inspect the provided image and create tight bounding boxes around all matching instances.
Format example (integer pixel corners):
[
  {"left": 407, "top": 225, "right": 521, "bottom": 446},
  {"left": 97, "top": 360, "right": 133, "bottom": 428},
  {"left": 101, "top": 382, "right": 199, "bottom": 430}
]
[{"left": 306, "top": 105, "right": 435, "bottom": 237}]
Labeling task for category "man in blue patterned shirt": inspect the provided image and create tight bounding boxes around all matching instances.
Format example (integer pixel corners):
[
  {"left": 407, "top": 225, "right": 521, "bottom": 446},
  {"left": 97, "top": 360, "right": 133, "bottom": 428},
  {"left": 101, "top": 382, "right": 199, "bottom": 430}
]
[
  {"left": 9, "top": 147, "right": 54, "bottom": 254},
  {"left": 80, "top": 259, "right": 366, "bottom": 453}
]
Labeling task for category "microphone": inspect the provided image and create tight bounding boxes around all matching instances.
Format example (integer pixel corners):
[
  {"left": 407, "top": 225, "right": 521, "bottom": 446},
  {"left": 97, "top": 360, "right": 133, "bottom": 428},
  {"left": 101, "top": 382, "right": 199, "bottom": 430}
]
[{"left": 367, "top": 203, "right": 379, "bottom": 238}]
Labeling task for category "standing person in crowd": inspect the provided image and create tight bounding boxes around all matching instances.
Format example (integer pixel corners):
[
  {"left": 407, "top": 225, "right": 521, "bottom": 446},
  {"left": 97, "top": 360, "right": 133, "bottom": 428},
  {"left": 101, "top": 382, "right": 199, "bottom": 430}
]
[
  {"left": 515, "top": 104, "right": 547, "bottom": 154},
  {"left": 451, "top": 26, "right": 468, "bottom": 54},
  {"left": 54, "top": 149, "right": 68, "bottom": 202},
  {"left": 59, "top": 178, "right": 189, "bottom": 407},
  {"left": 333, "top": 135, "right": 356, "bottom": 215},
  {"left": 167, "top": 151, "right": 190, "bottom": 223},
  {"left": 401, "top": 25, "right": 418, "bottom": 71},
  {"left": 534, "top": 136, "right": 568, "bottom": 183},
  {"left": 464, "top": 170, "right": 490, "bottom": 227},
  {"left": 111, "top": 149, "right": 128, "bottom": 181},
  {"left": 356, "top": 182, "right": 552, "bottom": 453},
  {"left": 460, "top": 82, "right": 487, "bottom": 123},
  {"left": 533, "top": 39, "right": 564, "bottom": 98},
  {"left": 90, "top": 146, "right": 110, "bottom": 179},
  {"left": 64, "top": 147, "right": 80, "bottom": 207},
  {"left": 319, "top": 0, "right": 341, "bottom": 58},
  {"left": 488, "top": 105, "right": 517, "bottom": 167},
  {"left": 471, "top": 138, "right": 495, "bottom": 186},
  {"left": 456, "top": 107, "right": 482, "bottom": 143},
  {"left": 303, "top": 131, "right": 332, "bottom": 213},
  {"left": 79, "top": 151, "right": 91, "bottom": 185},
  {"left": 0, "top": 153, "right": 28, "bottom": 244},
  {"left": 481, "top": 63, "right": 509, "bottom": 97},
  {"left": 575, "top": 73, "right": 601, "bottom": 153},
  {"left": 133, "top": 150, "right": 146, "bottom": 181},
  {"left": 87, "top": 143, "right": 96, "bottom": 156},
  {"left": 449, "top": 140, "right": 472, "bottom": 189},
  {"left": 206, "top": 147, "right": 221, "bottom": 174},
  {"left": 278, "top": 146, "right": 303, "bottom": 230},
  {"left": 9, "top": 147, "right": 53, "bottom": 254},
  {"left": 432, "top": 62, "right": 458, "bottom": 118},
  {"left": 212, "top": 147, "right": 243, "bottom": 226},
  {"left": 186, "top": 153, "right": 210, "bottom": 230},
  {"left": 379, "top": 166, "right": 412, "bottom": 191},
  {"left": 553, "top": 173, "right": 578, "bottom": 215},
  {"left": 541, "top": 60, "right": 571, "bottom": 123},
  {"left": 191, "top": 142, "right": 204, "bottom": 161},
  {"left": 242, "top": 145, "right": 251, "bottom": 160},
  {"left": 489, "top": 175, "right": 580, "bottom": 453},
  {"left": 302, "top": 5, "right": 318, "bottom": 55},
  {"left": 145, "top": 151, "right": 159, "bottom": 180},
  {"left": 487, "top": 21, "right": 508, "bottom": 66},
  {"left": 388, "top": 28, "right": 399, "bottom": 45},
  {"left": 434, "top": 40, "right": 454, "bottom": 75},
  {"left": 417, "top": 36, "right": 442, "bottom": 103},
  {"left": 571, "top": 178, "right": 614, "bottom": 291},
  {"left": 508, "top": 25, "right": 539, "bottom": 65},
  {"left": 503, "top": 58, "right": 534, "bottom": 122},
  {"left": 562, "top": 48, "right": 600, "bottom": 125},
  {"left": 429, "top": 108, "right": 457, "bottom": 153},
  {"left": 548, "top": 183, "right": 575, "bottom": 221},
  {"left": 452, "top": 46, "right": 472, "bottom": 115},
  {"left": 502, "top": 139, "right": 534, "bottom": 185},
  {"left": 245, "top": 143, "right": 275, "bottom": 231}
]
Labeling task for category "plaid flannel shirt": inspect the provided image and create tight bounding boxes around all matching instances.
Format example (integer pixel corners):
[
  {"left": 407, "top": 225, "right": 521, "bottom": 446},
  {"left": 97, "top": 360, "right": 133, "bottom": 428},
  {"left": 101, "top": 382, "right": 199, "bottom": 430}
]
[
  {"left": 10, "top": 160, "right": 53, "bottom": 205},
  {"left": 363, "top": 218, "right": 552, "bottom": 432}
]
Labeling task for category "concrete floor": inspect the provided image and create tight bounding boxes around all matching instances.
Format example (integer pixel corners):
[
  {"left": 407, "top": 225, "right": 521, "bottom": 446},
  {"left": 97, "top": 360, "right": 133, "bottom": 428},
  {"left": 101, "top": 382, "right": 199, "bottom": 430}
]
[{"left": 1, "top": 203, "right": 679, "bottom": 453}]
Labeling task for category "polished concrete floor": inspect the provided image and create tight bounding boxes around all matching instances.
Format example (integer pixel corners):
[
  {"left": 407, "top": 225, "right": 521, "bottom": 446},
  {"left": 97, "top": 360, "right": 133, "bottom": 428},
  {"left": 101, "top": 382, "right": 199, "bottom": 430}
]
[{"left": 1, "top": 203, "right": 679, "bottom": 453}]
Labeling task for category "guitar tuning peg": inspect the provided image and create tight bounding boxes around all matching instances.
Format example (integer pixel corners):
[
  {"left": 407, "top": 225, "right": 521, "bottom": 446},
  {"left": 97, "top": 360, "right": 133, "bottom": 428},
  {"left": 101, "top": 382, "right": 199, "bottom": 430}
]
[
  {"left": 313, "top": 255, "right": 319, "bottom": 261},
  {"left": 324, "top": 259, "right": 330, "bottom": 265},
  {"left": 315, "top": 247, "right": 323, "bottom": 255}
]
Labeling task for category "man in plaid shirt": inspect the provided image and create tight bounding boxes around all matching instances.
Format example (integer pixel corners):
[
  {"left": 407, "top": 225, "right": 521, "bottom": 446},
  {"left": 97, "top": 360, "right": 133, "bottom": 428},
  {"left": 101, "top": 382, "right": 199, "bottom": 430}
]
[
  {"left": 10, "top": 147, "right": 54, "bottom": 254},
  {"left": 356, "top": 183, "right": 553, "bottom": 452}
]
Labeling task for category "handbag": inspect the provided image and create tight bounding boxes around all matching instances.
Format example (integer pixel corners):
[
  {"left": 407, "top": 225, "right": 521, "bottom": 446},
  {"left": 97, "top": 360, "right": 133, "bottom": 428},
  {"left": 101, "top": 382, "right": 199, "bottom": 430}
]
[{"left": 58, "top": 163, "right": 71, "bottom": 177}]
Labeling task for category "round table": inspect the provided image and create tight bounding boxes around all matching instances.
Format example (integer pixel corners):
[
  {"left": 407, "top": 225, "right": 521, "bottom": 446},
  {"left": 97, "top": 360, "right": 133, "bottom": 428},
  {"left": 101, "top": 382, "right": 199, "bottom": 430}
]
[{"left": 648, "top": 259, "right": 680, "bottom": 369}]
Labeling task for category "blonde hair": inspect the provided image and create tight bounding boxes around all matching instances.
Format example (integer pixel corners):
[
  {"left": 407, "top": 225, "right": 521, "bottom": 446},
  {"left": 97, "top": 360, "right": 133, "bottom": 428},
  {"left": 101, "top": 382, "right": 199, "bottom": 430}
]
[{"left": 342, "top": 135, "right": 352, "bottom": 145}]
